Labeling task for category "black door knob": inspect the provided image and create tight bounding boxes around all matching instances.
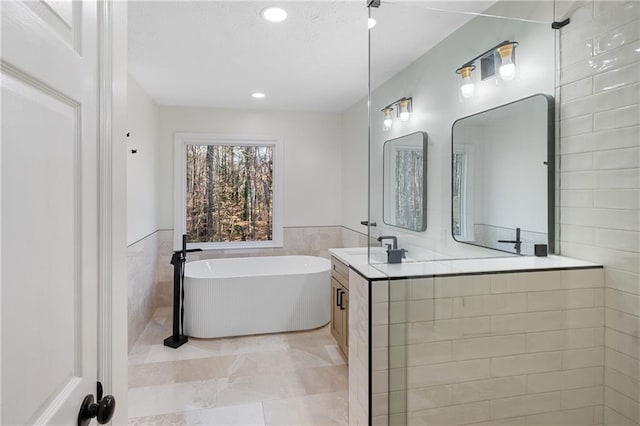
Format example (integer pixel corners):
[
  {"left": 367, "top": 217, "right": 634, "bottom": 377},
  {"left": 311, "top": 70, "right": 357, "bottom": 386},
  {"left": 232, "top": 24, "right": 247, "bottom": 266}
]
[{"left": 78, "top": 394, "right": 116, "bottom": 426}]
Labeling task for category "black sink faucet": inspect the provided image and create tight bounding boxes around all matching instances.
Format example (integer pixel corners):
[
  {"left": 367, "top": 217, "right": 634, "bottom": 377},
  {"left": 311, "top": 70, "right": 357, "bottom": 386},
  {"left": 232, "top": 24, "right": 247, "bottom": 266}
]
[
  {"left": 498, "top": 227, "right": 522, "bottom": 255},
  {"left": 377, "top": 235, "right": 398, "bottom": 250}
]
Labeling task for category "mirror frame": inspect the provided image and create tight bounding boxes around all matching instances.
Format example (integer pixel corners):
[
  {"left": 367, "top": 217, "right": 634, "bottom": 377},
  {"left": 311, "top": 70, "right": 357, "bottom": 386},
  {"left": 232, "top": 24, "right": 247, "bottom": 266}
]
[
  {"left": 450, "top": 93, "right": 555, "bottom": 254},
  {"left": 382, "top": 131, "right": 428, "bottom": 232}
]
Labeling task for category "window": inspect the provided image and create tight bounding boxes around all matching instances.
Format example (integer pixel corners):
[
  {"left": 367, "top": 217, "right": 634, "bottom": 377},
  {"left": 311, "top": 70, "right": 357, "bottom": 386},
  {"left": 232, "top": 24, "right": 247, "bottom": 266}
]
[
  {"left": 452, "top": 144, "right": 474, "bottom": 241},
  {"left": 174, "top": 133, "right": 283, "bottom": 249}
]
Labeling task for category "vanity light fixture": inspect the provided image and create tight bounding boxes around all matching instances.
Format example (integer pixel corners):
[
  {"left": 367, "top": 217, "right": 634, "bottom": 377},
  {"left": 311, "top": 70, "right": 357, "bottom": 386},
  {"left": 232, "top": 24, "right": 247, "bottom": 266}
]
[
  {"left": 455, "top": 40, "right": 519, "bottom": 97},
  {"left": 381, "top": 97, "right": 412, "bottom": 130},
  {"left": 261, "top": 7, "right": 287, "bottom": 22},
  {"left": 456, "top": 65, "right": 476, "bottom": 99},
  {"left": 251, "top": 92, "right": 265, "bottom": 99}
]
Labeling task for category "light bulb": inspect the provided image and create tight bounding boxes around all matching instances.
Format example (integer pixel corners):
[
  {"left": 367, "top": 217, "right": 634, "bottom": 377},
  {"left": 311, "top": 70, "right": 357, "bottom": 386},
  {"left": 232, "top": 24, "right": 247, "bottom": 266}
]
[
  {"left": 368, "top": 18, "right": 376, "bottom": 29},
  {"left": 383, "top": 108, "right": 393, "bottom": 130},
  {"left": 458, "top": 66, "right": 475, "bottom": 99},
  {"left": 460, "top": 77, "right": 475, "bottom": 98},
  {"left": 497, "top": 43, "right": 517, "bottom": 81},
  {"left": 399, "top": 100, "right": 410, "bottom": 121},
  {"left": 499, "top": 58, "right": 516, "bottom": 80}
]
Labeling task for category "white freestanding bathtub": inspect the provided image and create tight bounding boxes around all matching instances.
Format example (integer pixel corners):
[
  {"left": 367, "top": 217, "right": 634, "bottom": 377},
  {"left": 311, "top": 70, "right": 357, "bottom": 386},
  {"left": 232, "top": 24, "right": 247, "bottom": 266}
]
[{"left": 183, "top": 255, "right": 331, "bottom": 338}]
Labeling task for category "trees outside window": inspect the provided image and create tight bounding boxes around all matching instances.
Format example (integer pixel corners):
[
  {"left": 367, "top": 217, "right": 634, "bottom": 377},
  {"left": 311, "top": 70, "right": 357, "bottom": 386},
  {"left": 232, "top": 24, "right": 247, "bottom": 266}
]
[
  {"left": 175, "top": 134, "right": 282, "bottom": 250},
  {"left": 186, "top": 145, "right": 274, "bottom": 243}
]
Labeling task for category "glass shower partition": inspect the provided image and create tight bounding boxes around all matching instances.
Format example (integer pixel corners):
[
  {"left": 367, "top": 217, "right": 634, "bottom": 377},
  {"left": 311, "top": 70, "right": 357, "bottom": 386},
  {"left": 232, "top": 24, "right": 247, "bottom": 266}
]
[{"left": 368, "top": 1, "right": 558, "bottom": 424}]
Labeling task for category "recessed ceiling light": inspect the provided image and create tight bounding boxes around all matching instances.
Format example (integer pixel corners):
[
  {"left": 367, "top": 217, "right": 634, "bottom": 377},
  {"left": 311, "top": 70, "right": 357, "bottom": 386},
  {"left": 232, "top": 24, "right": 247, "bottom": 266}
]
[
  {"left": 251, "top": 92, "right": 265, "bottom": 99},
  {"left": 262, "top": 7, "right": 287, "bottom": 22},
  {"left": 368, "top": 18, "right": 376, "bottom": 29}
]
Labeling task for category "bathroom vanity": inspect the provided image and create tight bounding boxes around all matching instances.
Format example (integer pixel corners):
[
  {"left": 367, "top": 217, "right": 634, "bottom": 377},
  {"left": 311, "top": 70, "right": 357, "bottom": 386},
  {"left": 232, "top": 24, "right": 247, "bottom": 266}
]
[
  {"left": 330, "top": 256, "right": 350, "bottom": 359},
  {"left": 329, "top": 248, "right": 604, "bottom": 426}
]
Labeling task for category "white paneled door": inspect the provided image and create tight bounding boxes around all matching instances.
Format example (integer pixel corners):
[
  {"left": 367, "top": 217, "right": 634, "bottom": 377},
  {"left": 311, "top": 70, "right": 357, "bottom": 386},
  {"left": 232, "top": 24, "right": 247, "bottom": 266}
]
[{"left": 1, "top": 1, "right": 111, "bottom": 424}]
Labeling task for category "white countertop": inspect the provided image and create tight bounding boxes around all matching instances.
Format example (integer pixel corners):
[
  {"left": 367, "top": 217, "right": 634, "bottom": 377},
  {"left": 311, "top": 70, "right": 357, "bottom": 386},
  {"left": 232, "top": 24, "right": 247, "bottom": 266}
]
[
  {"left": 328, "top": 247, "right": 601, "bottom": 280},
  {"left": 329, "top": 247, "right": 387, "bottom": 279}
]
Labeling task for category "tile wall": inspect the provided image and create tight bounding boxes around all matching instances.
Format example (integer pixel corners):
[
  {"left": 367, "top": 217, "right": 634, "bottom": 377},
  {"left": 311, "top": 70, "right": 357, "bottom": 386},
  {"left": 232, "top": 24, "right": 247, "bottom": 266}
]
[
  {"left": 557, "top": 1, "right": 640, "bottom": 424},
  {"left": 375, "top": 268, "right": 606, "bottom": 425},
  {"left": 372, "top": 280, "right": 391, "bottom": 426},
  {"left": 349, "top": 270, "right": 371, "bottom": 426},
  {"left": 127, "top": 231, "right": 160, "bottom": 350}
]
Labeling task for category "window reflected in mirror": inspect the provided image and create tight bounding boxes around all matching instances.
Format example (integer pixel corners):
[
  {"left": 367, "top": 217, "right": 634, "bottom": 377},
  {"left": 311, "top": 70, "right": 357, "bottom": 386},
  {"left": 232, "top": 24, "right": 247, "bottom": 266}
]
[
  {"left": 383, "top": 131, "right": 428, "bottom": 232},
  {"left": 452, "top": 146, "right": 474, "bottom": 240}
]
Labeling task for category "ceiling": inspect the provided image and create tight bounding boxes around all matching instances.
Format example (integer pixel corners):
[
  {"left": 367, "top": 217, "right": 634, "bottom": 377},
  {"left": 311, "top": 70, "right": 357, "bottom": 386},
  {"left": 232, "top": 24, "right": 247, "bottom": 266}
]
[{"left": 128, "top": 1, "right": 496, "bottom": 113}]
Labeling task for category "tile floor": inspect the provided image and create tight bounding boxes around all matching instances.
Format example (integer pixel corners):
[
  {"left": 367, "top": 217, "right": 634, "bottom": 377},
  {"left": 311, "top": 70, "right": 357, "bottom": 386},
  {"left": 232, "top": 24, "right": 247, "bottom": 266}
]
[{"left": 128, "top": 307, "right": 348, "bottom": 425}]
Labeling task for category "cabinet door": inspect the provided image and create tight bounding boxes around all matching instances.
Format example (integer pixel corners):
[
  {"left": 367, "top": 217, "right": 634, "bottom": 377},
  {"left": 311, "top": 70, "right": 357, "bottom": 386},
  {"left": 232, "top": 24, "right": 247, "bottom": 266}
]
[
  {"left": 330, "top": 277, "right": 343, "bottom": 343},
  {"left": 341, "top": 288, "right": 349, "bottom": 358}
]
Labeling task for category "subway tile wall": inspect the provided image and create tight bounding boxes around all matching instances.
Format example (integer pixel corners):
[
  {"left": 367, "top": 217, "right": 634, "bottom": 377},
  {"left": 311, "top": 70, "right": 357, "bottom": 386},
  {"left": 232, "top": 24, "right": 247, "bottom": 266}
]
[
  {"left": 558, "top": 1, "right": 640, "bottom": 424},
  {"left": 382, "top": 269, "right": 606, "bottom": 426},
  {"left": 349, "top": 270, "right": 371, "bottom": 426}
]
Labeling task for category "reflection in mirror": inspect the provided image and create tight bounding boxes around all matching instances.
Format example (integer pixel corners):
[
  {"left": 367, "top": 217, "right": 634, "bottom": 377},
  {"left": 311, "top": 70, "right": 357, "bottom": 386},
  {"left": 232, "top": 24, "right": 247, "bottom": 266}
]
[
  {"left": 383, "top": 132, "right": 427, "bottom": 232},
  {"left": 452, "top": 94, "right": 554, "bottom": 255}
]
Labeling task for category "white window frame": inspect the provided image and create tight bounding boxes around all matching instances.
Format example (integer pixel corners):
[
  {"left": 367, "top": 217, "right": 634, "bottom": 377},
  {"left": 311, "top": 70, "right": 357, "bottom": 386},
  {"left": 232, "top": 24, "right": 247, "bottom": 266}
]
[{"left": 174, "top": 132, "right": 283, "bottom": 250}]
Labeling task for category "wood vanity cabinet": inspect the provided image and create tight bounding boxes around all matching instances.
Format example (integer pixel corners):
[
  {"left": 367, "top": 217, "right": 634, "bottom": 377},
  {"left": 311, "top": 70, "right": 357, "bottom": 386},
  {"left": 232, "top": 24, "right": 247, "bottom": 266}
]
[{"left": 330, "top": 256, "right": 349, "bottom": 359}]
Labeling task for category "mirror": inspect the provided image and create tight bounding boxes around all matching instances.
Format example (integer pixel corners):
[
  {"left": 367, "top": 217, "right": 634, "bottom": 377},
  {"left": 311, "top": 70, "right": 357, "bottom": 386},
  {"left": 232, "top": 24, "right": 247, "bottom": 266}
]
[
  {"left": 452, "top": 94, "right": 554, "bottom": 255},
  {"left": 383, "top": 131, "right": 428, "bottom": 232}
]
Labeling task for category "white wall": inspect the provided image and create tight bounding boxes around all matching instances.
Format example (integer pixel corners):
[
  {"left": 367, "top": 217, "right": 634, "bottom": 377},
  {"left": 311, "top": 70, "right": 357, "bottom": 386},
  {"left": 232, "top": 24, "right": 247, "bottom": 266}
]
[
  {"left": 466, "top": 114, "right": 548, "bottom": 233},
  {"left": 340, "top": 99, "right": 369, "bottom": 233},
  {"left": 127, "top": 75, "right": 160, "bottom": 245},
  {"left": 157, "top": 107, "right": 343, "bottom": 230},
  {"left": 342, "top": 2, "right": 555, "bottom": 258}
]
